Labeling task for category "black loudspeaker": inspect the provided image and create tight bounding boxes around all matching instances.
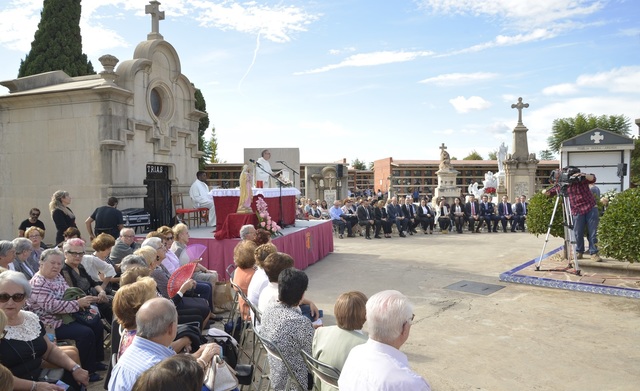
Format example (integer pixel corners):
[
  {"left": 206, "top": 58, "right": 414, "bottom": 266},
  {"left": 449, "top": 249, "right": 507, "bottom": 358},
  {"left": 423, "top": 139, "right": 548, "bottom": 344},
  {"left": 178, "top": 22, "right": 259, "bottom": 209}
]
[
  {"left": 617, "top": 163, "right": 627, "bottom": 178},
  {"left": 336, "top": 164, "right": 344, "bottom": 178}
]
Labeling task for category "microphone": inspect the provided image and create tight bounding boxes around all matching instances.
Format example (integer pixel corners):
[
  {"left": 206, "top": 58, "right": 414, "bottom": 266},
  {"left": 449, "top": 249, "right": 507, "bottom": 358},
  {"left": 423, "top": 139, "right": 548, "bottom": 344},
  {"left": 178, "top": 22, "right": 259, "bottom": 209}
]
[{"left": 275, "top": 160, "right": 285, "bottom": 163}]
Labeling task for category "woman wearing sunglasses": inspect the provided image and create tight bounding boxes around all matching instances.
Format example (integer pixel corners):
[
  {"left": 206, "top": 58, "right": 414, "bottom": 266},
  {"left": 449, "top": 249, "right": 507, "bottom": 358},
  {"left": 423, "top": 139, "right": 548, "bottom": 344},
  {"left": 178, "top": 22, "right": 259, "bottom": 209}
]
[{"left": 0, "top": 270, "right": 89, "bottom": 390}]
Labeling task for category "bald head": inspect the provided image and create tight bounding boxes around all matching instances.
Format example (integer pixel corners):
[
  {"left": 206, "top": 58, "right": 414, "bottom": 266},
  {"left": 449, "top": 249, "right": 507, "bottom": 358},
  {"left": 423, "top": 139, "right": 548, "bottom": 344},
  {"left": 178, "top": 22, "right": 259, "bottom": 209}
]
[{"left": 136, "top": 298, "right": 177, "bottom": 343}]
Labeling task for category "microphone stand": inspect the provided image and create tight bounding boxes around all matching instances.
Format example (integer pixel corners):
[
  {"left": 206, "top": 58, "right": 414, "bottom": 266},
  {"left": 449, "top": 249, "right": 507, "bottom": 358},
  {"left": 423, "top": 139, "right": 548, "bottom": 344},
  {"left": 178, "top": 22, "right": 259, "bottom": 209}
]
[
  {"left": 276, "top": 160, "right": 299, "bottom": 188},
  {"left": 254, "top": 162, "right": 287, "bottom": 228}
]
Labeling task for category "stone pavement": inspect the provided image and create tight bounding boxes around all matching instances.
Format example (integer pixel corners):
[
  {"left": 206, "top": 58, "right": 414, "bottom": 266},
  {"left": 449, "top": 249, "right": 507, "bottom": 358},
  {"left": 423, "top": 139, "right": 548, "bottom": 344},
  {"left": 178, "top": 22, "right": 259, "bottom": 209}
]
[{"left": 91, "top": 231, "right": 640, "bottom": 391}]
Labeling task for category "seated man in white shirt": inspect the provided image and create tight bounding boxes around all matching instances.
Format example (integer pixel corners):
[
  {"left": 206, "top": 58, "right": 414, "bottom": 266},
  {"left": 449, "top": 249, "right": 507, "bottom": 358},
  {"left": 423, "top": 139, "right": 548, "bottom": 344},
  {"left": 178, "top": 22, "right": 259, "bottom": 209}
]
[
  {"left": 189, "top": 171, "right": 216, "bottom": 227},
  {"left": 339, "top": 290, "right": 431, "bottom": 391}
]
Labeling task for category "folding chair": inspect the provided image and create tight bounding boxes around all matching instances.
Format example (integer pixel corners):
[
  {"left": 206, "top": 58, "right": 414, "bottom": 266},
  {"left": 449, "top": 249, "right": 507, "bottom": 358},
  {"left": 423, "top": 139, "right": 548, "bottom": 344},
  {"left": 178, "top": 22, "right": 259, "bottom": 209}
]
[
  {"left": 253, "top": 328, "right": 306, "bottom": 391},
  {"left": 300, "top": 350, "right": 341, "bottom": 390}
]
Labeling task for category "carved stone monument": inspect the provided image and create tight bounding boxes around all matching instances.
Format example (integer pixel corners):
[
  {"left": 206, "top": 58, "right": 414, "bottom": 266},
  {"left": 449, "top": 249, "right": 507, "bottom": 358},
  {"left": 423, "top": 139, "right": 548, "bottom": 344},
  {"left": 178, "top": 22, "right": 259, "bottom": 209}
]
[
  {"left": 504, "top": 97, "right": 539, "bottom": 200},
  {"left": 434, "top": 143, "right": 460, "bottom": 202}
]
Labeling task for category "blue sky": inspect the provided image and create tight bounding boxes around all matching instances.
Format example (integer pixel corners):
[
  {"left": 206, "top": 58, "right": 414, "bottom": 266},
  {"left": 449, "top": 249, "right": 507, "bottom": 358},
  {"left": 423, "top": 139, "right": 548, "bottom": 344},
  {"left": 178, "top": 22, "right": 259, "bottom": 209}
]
[{"left": 1, "top": 0, "right": 638, "bottom": 165}]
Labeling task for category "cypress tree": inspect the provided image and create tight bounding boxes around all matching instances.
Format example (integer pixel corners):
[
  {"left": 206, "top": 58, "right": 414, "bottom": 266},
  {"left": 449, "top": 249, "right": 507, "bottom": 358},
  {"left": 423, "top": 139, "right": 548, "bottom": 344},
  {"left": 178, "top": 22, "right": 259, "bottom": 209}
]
[{"left": 18, "top": 0, "right": 94, "bottom": 77}]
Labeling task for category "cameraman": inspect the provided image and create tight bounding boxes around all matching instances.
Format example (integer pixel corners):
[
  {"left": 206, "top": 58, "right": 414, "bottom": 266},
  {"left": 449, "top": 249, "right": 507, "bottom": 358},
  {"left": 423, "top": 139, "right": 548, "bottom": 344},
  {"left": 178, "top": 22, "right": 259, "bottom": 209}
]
[{"left": 543, "top": 166, "right": 601, "bottom": 262}]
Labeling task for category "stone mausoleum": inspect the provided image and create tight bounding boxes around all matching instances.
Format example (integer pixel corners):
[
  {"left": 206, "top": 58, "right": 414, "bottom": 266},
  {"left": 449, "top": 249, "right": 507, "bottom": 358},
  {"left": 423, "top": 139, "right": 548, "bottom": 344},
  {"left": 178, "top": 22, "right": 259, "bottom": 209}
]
[{"left": 0, "top": 1, "right": 203, "bottom": 240}]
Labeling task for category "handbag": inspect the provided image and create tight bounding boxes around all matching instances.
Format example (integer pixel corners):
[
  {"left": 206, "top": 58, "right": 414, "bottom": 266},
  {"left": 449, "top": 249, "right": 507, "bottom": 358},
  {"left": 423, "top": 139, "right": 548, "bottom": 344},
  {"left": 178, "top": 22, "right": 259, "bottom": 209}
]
[
  {"left": 204, "top": 355, "right": 238, "bottom": 391},
  {"left": 214, "top": 281, "right": 234, "bottom": 311},
  {"left": 73, "top": 304, "right": 102, "bottom": 327}
]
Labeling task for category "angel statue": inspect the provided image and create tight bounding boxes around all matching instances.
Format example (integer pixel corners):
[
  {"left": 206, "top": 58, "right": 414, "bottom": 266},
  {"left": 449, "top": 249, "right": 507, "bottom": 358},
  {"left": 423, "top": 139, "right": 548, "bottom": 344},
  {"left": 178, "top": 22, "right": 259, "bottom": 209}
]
[
  {"left": 468, "top": 182, "right": 485, "bottom": 199},
  {"left": 237, "top": 164, "right": 254, "bottom": 213},
  {"left": 439, "top": 148, "right": 453, "bottom": 171},
  {"left": 497, "top": 142, "right": 507, "bottom": 173}
]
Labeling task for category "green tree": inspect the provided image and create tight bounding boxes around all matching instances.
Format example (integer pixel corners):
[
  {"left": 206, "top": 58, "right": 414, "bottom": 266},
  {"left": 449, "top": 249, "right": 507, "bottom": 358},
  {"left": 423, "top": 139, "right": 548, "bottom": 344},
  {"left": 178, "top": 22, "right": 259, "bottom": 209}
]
[
  {"left": 351, "top": 158, "right": 366, "bottom": 170},
  {"left": 487, "top": 150, "right": 497, "bottom": 160},
  {"left": 368, "top": 161, "right": 374, "bottom": 170},
  {"left": 194, "top": 88, "right": 210, "bottom": 169},
  {"left": 547, "top": 113, "right": 631, "bottom": 153},
  {"left": 463, "top": 150, "right": 483, "bottom": 160},
  {"left": 539, "top": 150, "right": 555, "bottom": 160},
  {"left": 18, "top": 0, "right": 94, "bottom": 77},
  {"left": 205, "top": 127, "right": 222, "bottom": 163}
]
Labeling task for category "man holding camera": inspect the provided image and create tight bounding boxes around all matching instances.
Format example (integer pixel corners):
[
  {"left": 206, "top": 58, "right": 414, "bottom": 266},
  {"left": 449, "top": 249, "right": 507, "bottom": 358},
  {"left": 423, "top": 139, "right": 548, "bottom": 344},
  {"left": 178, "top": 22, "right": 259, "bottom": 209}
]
[{"left": 543, "top": 166, "right": 601, "bottom": 262}]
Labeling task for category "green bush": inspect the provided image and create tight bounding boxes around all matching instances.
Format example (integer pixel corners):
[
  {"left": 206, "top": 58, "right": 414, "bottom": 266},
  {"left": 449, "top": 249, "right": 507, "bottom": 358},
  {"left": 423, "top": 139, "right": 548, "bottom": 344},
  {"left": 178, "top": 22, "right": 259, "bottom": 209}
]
[
  {"left": 599, "top": 187, "right": 640, "bottom": 262},
  {"left": 526, "top": 192, "right": 565, "bottom": 238}
]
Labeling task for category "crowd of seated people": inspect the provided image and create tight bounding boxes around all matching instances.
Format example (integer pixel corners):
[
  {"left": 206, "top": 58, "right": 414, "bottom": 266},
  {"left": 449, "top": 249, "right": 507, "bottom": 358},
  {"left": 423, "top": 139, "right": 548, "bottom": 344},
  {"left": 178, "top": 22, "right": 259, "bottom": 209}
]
[{"left": 319, "top": 193, "right": 529, "bottom": 239}]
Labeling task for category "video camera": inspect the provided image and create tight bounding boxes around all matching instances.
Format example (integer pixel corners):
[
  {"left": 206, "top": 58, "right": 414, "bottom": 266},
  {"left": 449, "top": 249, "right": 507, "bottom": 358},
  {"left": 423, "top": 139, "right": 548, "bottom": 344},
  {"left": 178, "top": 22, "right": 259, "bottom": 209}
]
[{"left": 549, "top": 166, "right": 583, "bottom": 186}]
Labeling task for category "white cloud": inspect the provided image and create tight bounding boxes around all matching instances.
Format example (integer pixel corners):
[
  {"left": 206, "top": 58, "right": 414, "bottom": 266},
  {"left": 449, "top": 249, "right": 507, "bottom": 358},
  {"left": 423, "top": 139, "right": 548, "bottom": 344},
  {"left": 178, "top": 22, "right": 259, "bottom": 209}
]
[
  {"left": 328, "top": 47, "right": 356, "bottom": 55},
  {"left": 419, "top": 72, "right": 498, "bottom": 85},
  {"left": 294, "top": 50, "right": 434, "bottom": 75},
  {"left": 618, "top": 28, "right": 640, "bottom": 37},
  {"left": 433, "top": 128, "right": 454, "bottom": 135},
  {"left": 440, "top": 28, "right": 557, "bottom": 57},
  {"left": 486, "top": 121, "right": 511, "bottom": 135},
  {"left": 542, "top": 83, "right": 579, "bottom": 96},
  {"left": 417, "top": 0, "right": 604, "bottom": 30},
  {"left": 0, "top": 0, "right": 44, "bottom": 51},
  {"left": 575, "top": 66, "right": 640, "bottom": 93},
  {"left": 449, "top": 96, "right": 492, "bottom": 113},
  {"left": 502, "top": 94, "right": 518, "bottom": 102}
]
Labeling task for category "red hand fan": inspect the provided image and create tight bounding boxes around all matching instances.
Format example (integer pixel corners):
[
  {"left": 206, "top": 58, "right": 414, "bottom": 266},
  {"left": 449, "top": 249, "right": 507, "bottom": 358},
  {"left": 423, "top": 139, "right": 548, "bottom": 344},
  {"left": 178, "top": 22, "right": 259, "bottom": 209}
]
[{"left": 167, "top": 262, "right": 197, "bottom": 298}]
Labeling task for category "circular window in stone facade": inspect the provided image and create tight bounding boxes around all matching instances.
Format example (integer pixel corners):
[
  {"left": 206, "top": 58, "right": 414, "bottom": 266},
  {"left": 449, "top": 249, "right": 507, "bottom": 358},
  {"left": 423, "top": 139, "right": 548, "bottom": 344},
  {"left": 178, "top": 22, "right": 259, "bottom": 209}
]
[{"left": 147, "top": 83, "right": 174, "bottom": 121}]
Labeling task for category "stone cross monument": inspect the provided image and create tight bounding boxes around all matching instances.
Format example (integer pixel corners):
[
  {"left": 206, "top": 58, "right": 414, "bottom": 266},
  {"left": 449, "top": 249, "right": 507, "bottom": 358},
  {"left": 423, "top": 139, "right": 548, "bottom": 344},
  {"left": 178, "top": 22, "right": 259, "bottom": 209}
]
[
  {"left": 504, "top": 97, "right": 538, "bottom": 200},
  {"left": 145, "top": 0, "right": 165, "bottom": 40},
  {"left": 434, "top": 143, "right": 460, "bottom": 202}
]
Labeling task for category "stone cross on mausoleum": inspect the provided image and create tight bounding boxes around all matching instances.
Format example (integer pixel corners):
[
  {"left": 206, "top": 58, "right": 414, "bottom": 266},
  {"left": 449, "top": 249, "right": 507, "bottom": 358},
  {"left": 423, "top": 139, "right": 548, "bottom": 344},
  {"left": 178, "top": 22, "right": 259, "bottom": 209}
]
[
  {"left": 145, "top": 1, "right": 165, "bottom": 40},
  {"left": 511, "top": 97, "right": 529, "bottom": 126}
]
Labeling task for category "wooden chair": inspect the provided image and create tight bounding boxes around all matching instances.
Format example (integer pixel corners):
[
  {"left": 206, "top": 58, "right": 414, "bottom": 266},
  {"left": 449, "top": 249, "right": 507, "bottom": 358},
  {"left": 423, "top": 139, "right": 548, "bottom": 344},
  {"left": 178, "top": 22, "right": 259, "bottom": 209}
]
[
  {"left": 300, "top": 350, "right": 341, "bottom": 390},
  {"left": 172, "top": 193, "right": 200, "bottom": 227}
]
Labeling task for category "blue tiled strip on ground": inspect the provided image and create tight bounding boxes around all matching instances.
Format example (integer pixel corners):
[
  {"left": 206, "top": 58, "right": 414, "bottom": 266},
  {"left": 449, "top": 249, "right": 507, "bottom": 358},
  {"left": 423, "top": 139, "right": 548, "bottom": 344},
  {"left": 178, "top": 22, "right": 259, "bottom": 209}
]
[{"left": 499, "top": 246, "right": 640, "bottom": 299}]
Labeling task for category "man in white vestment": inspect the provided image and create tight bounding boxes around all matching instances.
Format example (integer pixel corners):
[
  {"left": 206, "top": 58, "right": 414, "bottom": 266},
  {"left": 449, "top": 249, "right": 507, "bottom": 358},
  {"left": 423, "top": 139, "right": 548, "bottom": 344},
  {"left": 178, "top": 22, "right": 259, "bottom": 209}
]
[
  {"left": 189, "top": 171, "right": 216, "bottom": 227},
  {"left": 255, "top": 149, "right": 275, "bottom": 187},
  {"left": 338, "top": 290, "right": 431, "bottom": 391}
]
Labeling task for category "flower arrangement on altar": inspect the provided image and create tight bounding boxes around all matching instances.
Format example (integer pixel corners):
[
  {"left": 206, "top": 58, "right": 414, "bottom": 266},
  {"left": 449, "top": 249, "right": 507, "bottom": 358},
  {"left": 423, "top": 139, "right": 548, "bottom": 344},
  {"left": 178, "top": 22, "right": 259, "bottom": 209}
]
[{"left": 255, "top": 197, "right": 282, "bottom": 237}]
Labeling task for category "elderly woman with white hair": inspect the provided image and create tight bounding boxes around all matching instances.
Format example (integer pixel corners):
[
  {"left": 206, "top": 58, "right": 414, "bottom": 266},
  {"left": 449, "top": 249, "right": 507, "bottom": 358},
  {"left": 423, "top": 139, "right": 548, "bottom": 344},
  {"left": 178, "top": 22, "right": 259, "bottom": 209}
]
[
  {"left": 0, "top": 270, "right": 90, "bottom": 390},
  {"left": 27, "top": 248, "right": 106, "bottom": 381},
  {"left": 11, "top": 238, "right": 40, "bottom": 280},
  {"left": 0, "top": 241, "right": 16, "bottom": 270}
]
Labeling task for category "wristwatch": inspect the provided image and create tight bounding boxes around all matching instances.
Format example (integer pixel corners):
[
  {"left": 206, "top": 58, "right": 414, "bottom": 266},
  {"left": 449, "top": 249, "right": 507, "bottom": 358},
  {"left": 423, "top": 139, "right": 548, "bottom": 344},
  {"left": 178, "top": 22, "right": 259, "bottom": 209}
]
[{"left": 71, "top": 364, "right": 81, "bottom": 373}]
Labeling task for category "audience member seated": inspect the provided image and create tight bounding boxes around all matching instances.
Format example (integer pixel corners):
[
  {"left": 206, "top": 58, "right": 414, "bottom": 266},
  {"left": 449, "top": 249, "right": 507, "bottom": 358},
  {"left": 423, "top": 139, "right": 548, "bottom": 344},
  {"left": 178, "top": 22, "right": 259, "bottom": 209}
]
[
  {"left": 170, "top": 224, "right": 218, "bottom": 293},
  {"left": 416, "top": 198, "right": 435, "bottom": 234},
  {"left": 253, "top": 228, "right": 272, "bottom": 246},
  {"left": 28, "top": 248, "right": 105, "bottom": 380},
  {"left": 61, "top": 238, "right": 113, "bottom": 323},
  {"left": 112, "top": 276, "right": 190, "bottom": 358},
  {"left": 318, "top": 200, "right": 330, "bottom": 219},
  {"left": 0, "top": 271, "right": 90, "bottom": 390},
  {"left": 136, "top": 243, "right": 210, "bottom": 330},
  {"left": 339, "top": 290, "right": 431, "bottom": 390},
  {"left": 450, "top": 197, "right": 466, "bottom": 234},
  {"left": 261, "top": 268, "right": 314, "bottom": 390},
  {"left": 329, "top": 201, "right": 352, "bottom": 239},
  {"left": 24, "top": 227, "right": 47, "bottom": 267},
  {"left": 514, "top": 195, "right": 528, "bottom": 231},
  {"left": 465, "top": 195, "right": 482, "bottom": 233},
  {"left": 239, "top": 224, "right": 257, "bottom": 242},
  {"left": 231, "top": 240, "right": 258, "bottom": 320},
  {"left": 356, "top": 198, "right": 377, "bottom": 239},
  {"left": 313, "top": 291, "right": 368, "bottom": 390},
  {"left": 341, "top": 199, "right": 360, "bottom": 236},
  {"left": 108, "top": 297, "right": 220, "bottom": 391},
  {"left": 480, "top": 194, "right": 499, "bottom": 233},
  {"left": 498, "top": 195, "right": 519, "bottom": 232},
  {"left": 247, "top": 243, "right": 278, "bottom": 321},
  {"left": 373, "top": 200, "right": 393, "bottom": 238},
  {"left": 0, "top": 241, "right": 16, "bottom": 270},
  {"left": 131, "top": 354, "right": 204, "bottom": 391},
  {"left": 386, "top": 197, "right": 408, "bottom": 237},
  {"left": 86, "top": 233, "right": 119, "bottom": 291},
  {"left": 109, "top": 228, "right": 140, "bottom": 265},
  {"left": 307, "top": 201, "right": 324, "bottom": 220},
  {"left": 437, "top": 198, "right": 451, "bottom": 233},
  {"left": 11, "top": 238, "right": 39, "bottom": 280},
  {"left": 401, "top": 197, "right": 419, "bottom": 235},
  {"left": 18, "top": 207, "right": 46, "bottom": 238}
]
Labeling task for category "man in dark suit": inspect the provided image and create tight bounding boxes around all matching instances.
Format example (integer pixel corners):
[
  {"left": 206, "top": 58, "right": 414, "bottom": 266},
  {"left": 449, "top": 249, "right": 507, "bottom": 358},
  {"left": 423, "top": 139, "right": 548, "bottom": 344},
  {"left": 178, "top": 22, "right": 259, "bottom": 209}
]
[
  {"left": 465, "top": 195, "right": 482, "bottom": 233},
  {"left": 479, "top": 194, "right": 499, "bottom": 232},
  {"left": 386, "top": 197, "right": 408, "bottom": 237},
  {"left": 357, "top": 198, "right": 376, "bottom": 239},
  {"left": 401, "top": 197, "right": 418, "bottom": 235},
  {"left": 514, "top": 195, "right": 528, "bottom": 231},
  {"left": 498, "top": 195, "right": 519, "bottom": 232}
]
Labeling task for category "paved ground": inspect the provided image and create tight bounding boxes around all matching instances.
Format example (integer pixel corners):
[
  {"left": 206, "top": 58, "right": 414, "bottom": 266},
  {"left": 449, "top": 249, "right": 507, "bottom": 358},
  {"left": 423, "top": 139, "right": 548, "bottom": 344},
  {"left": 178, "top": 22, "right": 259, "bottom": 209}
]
[
  {"left": 301, "top": 231, "right": 640, "bottom": 391},
  {"left": 93, "top": 230, "right": 640, "bottom": 390}
]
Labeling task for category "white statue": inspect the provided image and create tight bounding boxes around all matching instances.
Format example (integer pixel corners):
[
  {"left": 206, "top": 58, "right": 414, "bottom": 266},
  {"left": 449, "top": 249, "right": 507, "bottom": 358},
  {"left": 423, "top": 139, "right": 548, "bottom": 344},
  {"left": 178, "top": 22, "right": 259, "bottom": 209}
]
[{"left": 497, "top": 142, "right": 508, "bottom": 173}]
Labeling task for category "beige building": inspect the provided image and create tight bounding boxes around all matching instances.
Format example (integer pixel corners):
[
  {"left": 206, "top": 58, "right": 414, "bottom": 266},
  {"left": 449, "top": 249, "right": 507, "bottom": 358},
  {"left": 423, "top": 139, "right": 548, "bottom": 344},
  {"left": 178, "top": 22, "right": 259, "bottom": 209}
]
[{"left": 0, "top": 3, "right": 203, "bottom": 240}]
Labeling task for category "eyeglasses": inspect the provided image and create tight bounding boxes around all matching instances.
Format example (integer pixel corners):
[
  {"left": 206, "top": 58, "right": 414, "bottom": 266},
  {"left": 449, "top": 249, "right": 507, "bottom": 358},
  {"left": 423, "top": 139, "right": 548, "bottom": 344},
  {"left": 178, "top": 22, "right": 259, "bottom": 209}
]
[
  {"left": 164, "top": 236, "right": 174, "bottom": 240},
  {"left": 123, "top": 235, "right": 135, "bottom": 238},
  {"left": 66, "top": 251, "right": 85, "bottom": 257},
  {"left": 0, "top": 293, "right": 26, "bottom": 303},
  {"left": 28, "top": 234, "right": 41, "bottom": 238},
  {"left": 30, "top": 213, "right": 40, "bottom": 217}
]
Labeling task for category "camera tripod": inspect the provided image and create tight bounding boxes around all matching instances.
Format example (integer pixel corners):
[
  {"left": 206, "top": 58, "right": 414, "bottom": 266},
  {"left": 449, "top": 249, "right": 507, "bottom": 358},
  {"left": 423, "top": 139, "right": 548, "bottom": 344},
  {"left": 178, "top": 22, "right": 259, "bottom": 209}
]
[{"left": 535, "top": 185, "right": 582, "bottom": 275}]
